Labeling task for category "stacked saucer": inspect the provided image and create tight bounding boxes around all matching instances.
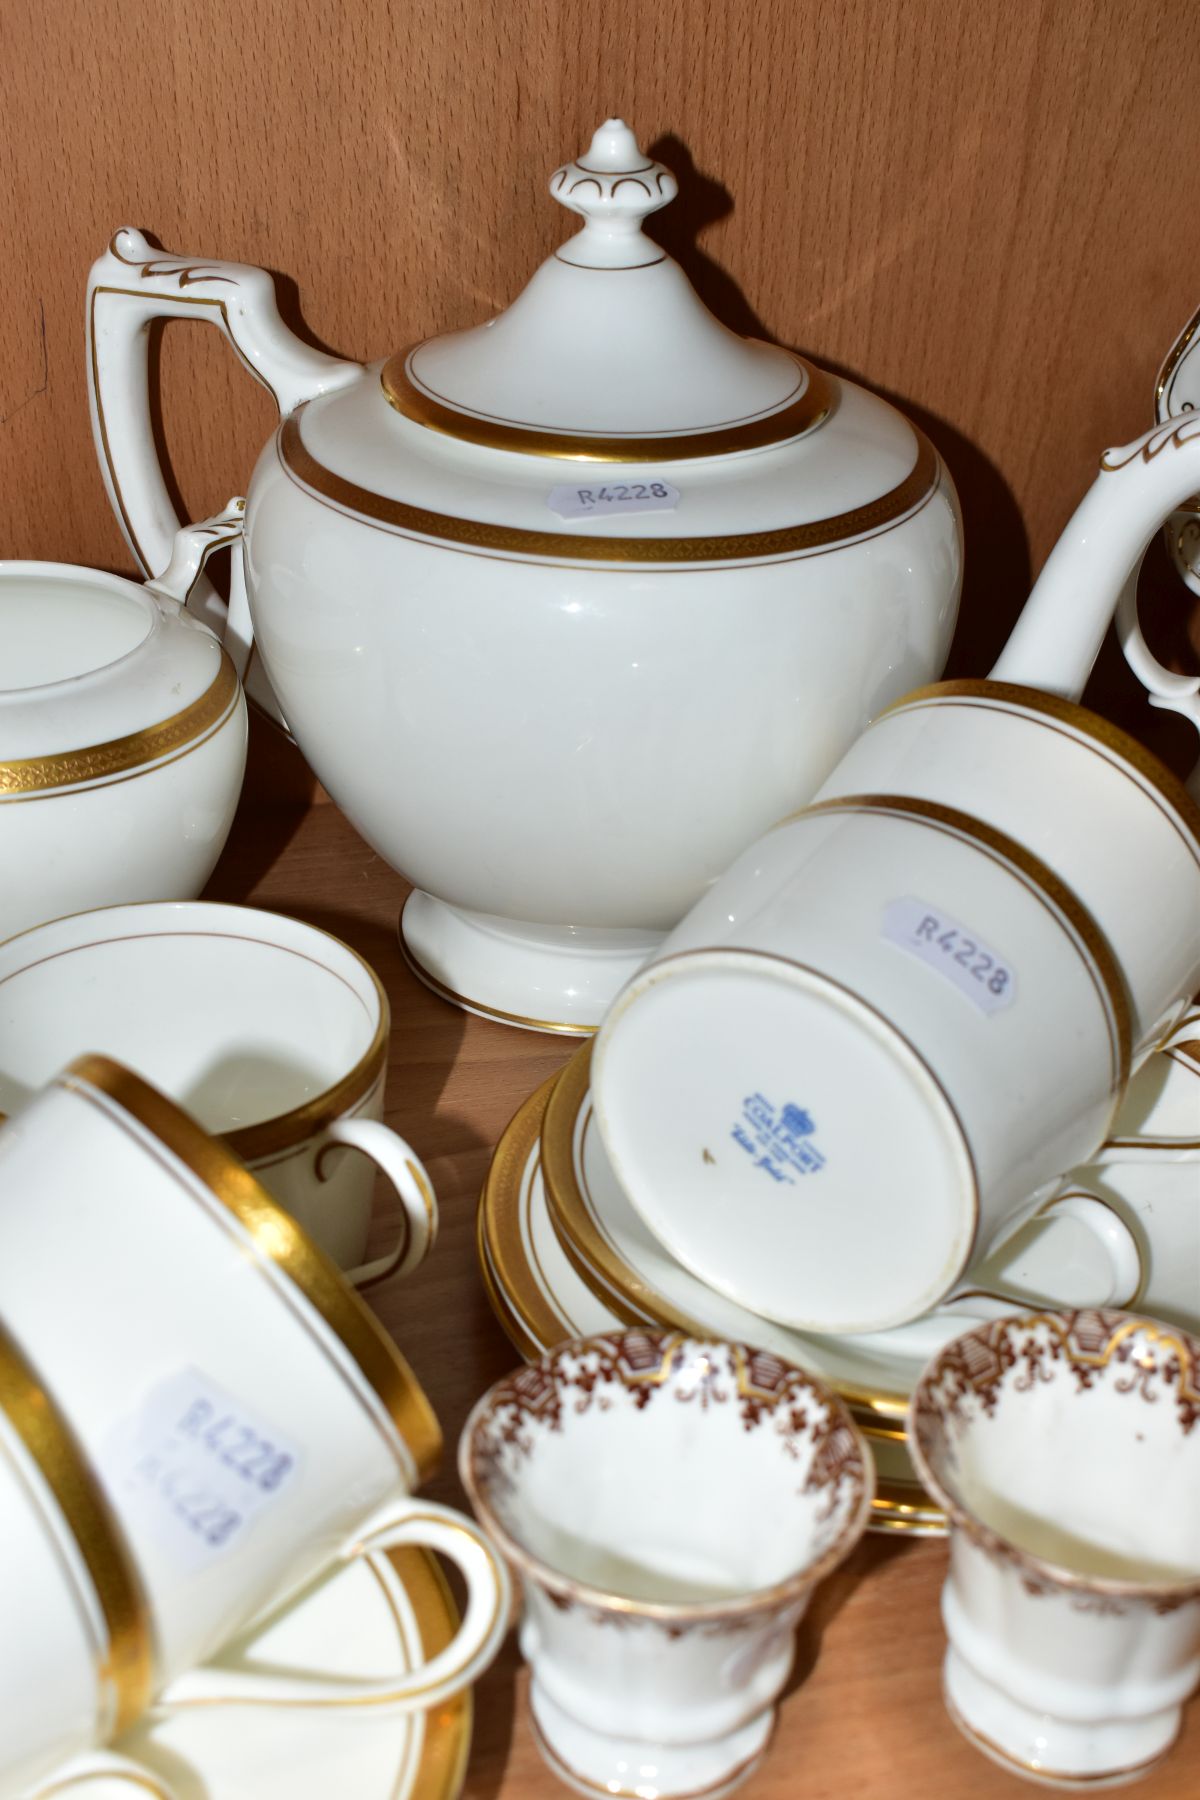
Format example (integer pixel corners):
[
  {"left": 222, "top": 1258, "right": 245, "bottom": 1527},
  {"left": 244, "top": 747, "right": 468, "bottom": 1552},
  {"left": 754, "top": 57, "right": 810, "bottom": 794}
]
[{"left": 478, "top": 1029, "right": 1200, "bottom": 1535}]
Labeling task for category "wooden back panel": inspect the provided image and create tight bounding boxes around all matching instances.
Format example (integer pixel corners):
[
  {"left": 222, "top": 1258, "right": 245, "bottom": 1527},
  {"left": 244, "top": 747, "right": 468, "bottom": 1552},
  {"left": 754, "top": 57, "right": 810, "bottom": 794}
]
[{"left": 2, "top": 0, "right": 1197, "bottom": 761}]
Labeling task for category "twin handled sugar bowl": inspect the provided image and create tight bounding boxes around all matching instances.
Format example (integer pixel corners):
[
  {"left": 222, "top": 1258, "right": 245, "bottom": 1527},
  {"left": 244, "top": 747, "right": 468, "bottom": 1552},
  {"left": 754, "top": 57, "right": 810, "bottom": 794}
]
[
  {"left": 0, "top": 503, "right": 248, "bottom": 940},
  {"left": 88, "top": 120, "right": 965, "bottom": 1031}
]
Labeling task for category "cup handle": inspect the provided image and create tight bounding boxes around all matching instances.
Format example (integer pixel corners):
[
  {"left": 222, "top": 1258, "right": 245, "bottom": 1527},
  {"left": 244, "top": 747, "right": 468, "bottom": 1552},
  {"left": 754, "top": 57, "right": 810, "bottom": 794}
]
[
  {"left": 1095, "top": 1007, "right": 1200, "bottom": 1161},
  {"left": 25, "top": 1750, "right": 177, "bottom": 1797},
  {"left": 947, "top": 1186, "right": 1144, "bottom": 1317},
  {"left": 314, "top": 1123, "right": 439, "bottom": 1286},
  {"left": 154, "top": 1497, "right": 511, "bottom": 1714}
]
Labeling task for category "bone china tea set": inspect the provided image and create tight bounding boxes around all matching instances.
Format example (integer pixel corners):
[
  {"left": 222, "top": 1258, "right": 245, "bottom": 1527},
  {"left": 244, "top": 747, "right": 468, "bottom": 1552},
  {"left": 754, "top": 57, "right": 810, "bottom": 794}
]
[{"left": 0, "top": 120, "right": 1198, "bottom": 1798}]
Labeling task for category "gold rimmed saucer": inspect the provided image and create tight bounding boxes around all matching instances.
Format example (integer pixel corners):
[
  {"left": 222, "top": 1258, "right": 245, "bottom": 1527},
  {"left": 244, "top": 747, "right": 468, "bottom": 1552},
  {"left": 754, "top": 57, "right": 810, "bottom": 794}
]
[
  {"left": 112, "top": 1547, "right": 470, "bottom": 1799},
  {"left": 476, "top": 1057, "right": 946, "bottom": 1536}
]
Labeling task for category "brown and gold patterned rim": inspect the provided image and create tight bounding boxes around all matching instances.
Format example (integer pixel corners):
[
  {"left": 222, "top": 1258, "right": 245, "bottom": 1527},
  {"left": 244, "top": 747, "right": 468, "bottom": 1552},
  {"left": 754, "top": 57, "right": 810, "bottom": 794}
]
[
  {"left": 909, "top": 1309, "right": 1200, "bottom": 1603},
  {"left": 461, "top": 1329, "right": 874, "bottom": 1622},
  {"left": 788, "top": 794, "right": 1132, "bottom": 1095},
  {"left": 541, "top": 1041, "right": 916, "bottom": 1424},
  {"left": 879, "top": 680, "right": 1200, "bottom": 862},
  {"left": 62, "top": 1055, "right": 442, "bottom": 1484},
  {"left": 381, "top": 347, "right": 836, "bottom": 461},
  {"left": 0, "top": 650, "right": 239, "bottom": 801},
  {"left": 280, "top": 414, "right": 940, "bottom": 566},
  {"left": 0, "top": 905, "right": 391, "bottom": 1165},
  {"left": 943, "top": 1684, "right": 1176, "bottom": 1788},
  {"left": 0, "top": 1319, "right": 153, "bottom": 1737}
]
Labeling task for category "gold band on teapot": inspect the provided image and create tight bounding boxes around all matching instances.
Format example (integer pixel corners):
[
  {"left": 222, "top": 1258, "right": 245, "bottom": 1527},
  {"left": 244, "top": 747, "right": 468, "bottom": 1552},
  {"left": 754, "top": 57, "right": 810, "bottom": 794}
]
[
  {"left": 280, "top": 415, "right": 941, "bottom": 566},
  {"left": 382, "top": 348, "right": 836, "bottom": 462}
]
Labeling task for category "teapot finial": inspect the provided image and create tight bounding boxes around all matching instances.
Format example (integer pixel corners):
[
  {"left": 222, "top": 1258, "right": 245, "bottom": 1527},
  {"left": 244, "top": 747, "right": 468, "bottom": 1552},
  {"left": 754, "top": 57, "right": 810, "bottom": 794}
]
[{"left": 549, "top": 119, "right": 678, "bottom": 269}]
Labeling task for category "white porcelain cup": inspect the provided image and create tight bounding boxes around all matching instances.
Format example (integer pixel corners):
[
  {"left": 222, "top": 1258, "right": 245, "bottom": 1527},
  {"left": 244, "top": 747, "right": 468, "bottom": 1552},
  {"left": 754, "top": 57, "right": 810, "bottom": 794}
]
[
  {"left": 0, "top": 1057, "right": 509, "bottom": 1705},
  {"left": 461, "top": 1331, "right": 873, "bottom": 1800},
  {"left": 0, "top": 903, "right": 436, "bottom": 1286},
  {"left": 812, "top": 681, "right": 1200, "bottom": 1057},
  {"left": 0, "top": 1320, "right": 154, "bottom": 1796},
  {"left": 909, "top": 1309, "right": 1200, "bottom": 1788},
  {"left": 592, "top": 797, "right": 1145, "bottom": 1336}
]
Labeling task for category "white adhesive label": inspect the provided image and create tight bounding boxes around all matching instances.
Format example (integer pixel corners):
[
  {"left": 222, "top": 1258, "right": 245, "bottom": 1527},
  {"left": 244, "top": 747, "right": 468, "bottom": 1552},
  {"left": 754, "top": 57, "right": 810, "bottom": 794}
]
[
  {"left": 547, "top": 480, "right": 681, "bottom": 520},
  {"left": 98, "top": 1370, "right": 302, "bottom": 1572},
  {"left": 882, "top": 897, "right": 1016, "bottom": 1015}
]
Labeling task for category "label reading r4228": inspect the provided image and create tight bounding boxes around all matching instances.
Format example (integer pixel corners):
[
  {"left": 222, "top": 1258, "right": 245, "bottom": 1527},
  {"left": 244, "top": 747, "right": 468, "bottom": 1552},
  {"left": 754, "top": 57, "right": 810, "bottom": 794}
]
[
  {"left": 547, "top": 480, "right": 681, "bottom": 520},
  {"left": 882, "top": 897, "right": 1016, "bottom": 1015}
]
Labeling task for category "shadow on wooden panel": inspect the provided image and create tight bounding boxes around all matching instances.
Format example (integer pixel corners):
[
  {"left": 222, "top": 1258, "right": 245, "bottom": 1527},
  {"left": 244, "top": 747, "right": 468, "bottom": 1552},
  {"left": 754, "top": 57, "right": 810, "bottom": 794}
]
[
  {"left": 646, "top": 133, "right": 1034, "bottom": 683},
  {"left": 646, "top": 134, "right": 774, "bottom": 343}
]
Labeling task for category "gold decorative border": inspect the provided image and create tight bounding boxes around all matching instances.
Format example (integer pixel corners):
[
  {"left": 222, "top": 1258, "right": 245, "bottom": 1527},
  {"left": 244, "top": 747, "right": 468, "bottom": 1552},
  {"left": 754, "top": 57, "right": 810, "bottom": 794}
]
[
  {"left": 390, "top": 1547, "right": 473, "bottom": 1800},
  {"left": 794, "top": 794, "right": 1132, "bottom": 1093},
  {"left": 63, "top": 1056, "right": 442, "bottom": 1484},
  {"left": 543, "top": 1042, "right": 928, "bottom": 1419},
  {"left": 399, "top": 922, "right": 597, "bottom": 1036},
  {"left": 280, "top": 414, "right": 941, "bottom": 566},
  {"left": 1156, "top": 303, "right": 1200, "bottom": 416},
  {"left": 879, "top": 680, "right": 1200, "bottom": 864},
  {"left": 0, "top": 651, "right": 238, "bottom": 799},
  {"left": 478, "top": 1073, "right": 583, "bottom": 1354},
  {"left": 382, "top": 347, "right": 835, "bottom": 461},
  {"left": 0, "top": 912, "right": 390, "bottom": 1165},
  {"left": 0, "top": 1319, "right": 153, "bottom": 1737}
]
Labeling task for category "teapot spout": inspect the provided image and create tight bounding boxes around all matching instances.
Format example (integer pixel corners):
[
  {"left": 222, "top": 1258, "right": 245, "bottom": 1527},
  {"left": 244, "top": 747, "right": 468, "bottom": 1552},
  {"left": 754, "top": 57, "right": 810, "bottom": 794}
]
[{"left": 990, "top": 414, "right": 1200, "bottom": 698}]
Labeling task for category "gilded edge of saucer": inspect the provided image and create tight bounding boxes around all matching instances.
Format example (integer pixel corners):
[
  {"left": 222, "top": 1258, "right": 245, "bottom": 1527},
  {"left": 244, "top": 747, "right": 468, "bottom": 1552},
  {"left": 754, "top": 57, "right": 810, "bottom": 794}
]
[{"left": 476, "top": 1064, "right": 945, "bottom": 1537}]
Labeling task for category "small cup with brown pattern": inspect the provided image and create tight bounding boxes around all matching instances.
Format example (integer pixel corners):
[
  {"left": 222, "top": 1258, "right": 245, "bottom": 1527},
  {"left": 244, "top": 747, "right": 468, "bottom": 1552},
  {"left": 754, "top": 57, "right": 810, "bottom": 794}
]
[
  {"left": 909, "top": 1308, "right": 1200, "bottom": 1789},
  {"left": 459, "top": 1330, "right": 874, "bottom": 1800}
]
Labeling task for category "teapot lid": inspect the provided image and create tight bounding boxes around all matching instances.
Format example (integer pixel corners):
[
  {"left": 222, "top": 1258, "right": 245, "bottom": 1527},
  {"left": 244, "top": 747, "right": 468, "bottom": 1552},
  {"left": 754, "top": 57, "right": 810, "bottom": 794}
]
[{"left": 381, "top": 120, "right": 832, "bottom": 461}]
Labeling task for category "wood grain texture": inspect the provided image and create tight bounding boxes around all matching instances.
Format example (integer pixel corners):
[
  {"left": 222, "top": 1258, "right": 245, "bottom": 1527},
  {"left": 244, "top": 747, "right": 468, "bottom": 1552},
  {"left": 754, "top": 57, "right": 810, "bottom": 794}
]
[
  {"left": 204, "top": 772, "right": 1200, "bottom": 1800},
  {"left": 3, "top": 0, "right": 1200, "bottom": 757}
]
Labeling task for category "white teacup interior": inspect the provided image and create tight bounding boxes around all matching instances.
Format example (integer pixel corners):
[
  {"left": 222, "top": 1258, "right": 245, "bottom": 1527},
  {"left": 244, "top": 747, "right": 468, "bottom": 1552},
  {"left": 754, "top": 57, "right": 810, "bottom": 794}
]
[
  {"left": 464, "top": 1334, "right": 869, "bottom": 1606},
  {"left": 914, "top": 1314, "right": 1200, "bottom": 1586},
  {"left": 0, "top": 570, "right": 154, "bottom": 689},
  {"left": 0, "top": 906, "right": 378, "bottom": 1132}
]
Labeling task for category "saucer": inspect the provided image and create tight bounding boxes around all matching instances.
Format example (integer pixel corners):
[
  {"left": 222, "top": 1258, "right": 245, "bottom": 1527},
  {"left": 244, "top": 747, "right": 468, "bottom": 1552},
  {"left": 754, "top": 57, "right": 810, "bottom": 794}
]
[
  {"left": 477, "top": 1071, "right": 943, "bottom": 1536},
  {"left": 479, "top": 1035, "right": 1200, "bottom": 1536},
  {"left": 93, "top": 1549, "right": 471, "bottom": 1799}
]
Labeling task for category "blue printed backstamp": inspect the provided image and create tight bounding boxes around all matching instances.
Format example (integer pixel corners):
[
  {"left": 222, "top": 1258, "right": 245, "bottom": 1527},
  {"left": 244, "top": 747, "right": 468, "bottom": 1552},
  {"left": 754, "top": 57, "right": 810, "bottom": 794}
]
[{"left": 730, "top": 1093, "right": 826, "bottom": 1186}]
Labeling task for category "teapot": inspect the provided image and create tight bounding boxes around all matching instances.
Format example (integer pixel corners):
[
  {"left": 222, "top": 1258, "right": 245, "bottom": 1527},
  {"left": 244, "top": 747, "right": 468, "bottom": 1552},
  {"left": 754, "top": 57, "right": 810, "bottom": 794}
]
[{"left": 87, "top": 120, "right": 965, "bottom": 1033}]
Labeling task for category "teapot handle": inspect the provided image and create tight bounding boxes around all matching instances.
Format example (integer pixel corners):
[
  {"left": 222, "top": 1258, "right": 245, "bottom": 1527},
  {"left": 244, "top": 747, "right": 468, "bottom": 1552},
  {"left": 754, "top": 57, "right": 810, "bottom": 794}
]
[
  {"left": 86, "top": 228, "right": 361, "bottom": 614},
  {"left": 990, "top": 412, "right": 1200, "bottom": 701}
]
